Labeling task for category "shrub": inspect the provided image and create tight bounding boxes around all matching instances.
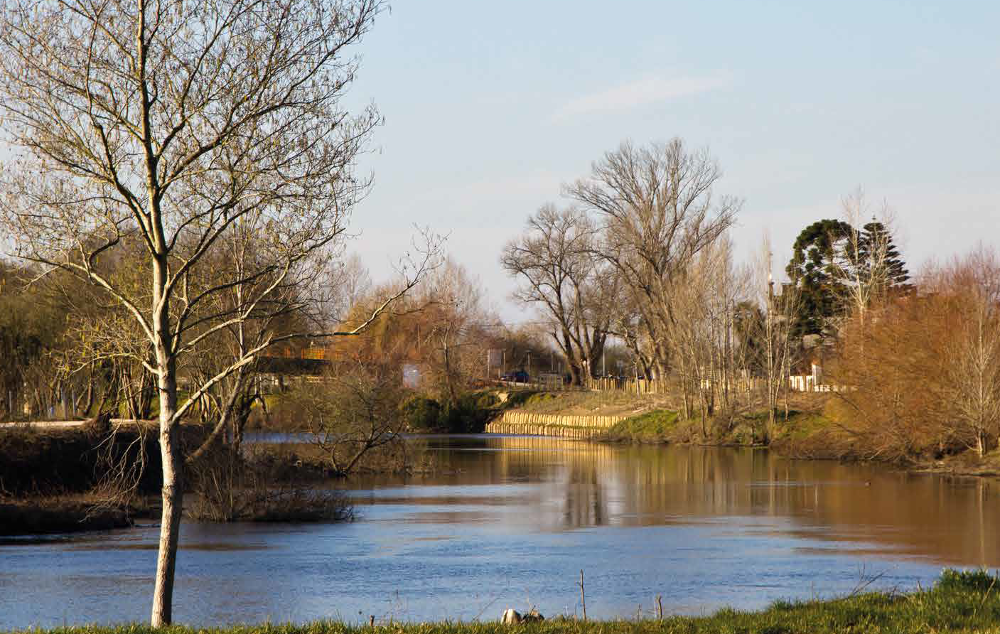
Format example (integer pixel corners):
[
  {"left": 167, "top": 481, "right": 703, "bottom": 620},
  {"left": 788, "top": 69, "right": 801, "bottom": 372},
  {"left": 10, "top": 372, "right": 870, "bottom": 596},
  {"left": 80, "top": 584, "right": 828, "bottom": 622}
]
[
  {"left": 399, "top": 395, "right": 442, "bottom": 431},
  {"left": 937, "top": 568, "right": 997, "bottom": 593},
  {"left": 188, "top": 445, "right": 353, "bottom": 523}
]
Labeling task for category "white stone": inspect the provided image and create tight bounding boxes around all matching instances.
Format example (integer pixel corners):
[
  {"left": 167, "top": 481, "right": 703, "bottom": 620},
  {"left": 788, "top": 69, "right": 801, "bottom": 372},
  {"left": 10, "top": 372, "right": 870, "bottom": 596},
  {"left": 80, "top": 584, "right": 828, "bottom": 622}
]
[{"left": 501, "top": 609, "right": 522, "bottom": 625}]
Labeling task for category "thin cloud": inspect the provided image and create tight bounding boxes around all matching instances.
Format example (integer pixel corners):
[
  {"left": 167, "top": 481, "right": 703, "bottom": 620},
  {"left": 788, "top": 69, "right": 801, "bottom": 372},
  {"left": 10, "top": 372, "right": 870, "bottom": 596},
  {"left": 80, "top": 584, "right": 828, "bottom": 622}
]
[{"left": 554, "top": 72, "right": 732, "bottom": 121}]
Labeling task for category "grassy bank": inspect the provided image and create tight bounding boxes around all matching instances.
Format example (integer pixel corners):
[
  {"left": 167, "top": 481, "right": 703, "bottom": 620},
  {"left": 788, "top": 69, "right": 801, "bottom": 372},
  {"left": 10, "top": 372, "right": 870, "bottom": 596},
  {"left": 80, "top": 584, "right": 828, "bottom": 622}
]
[
  {"left": 3, "top": 570, "right": 999, "bottom": 634},
  {"left": 596, "top": 399, "right": 1000, "bottom": 475},
  {"left": 0, "top": 496, "right": 140, "bottom": 535},
  {"left": 600, "top": 409, "right": 680, "bottom": 442},
  {"left": 502, "top": 389, "right": 666, "bottom": 418},
  {"left": 599, "top": 403, "right": 831, "bottom": 447}
]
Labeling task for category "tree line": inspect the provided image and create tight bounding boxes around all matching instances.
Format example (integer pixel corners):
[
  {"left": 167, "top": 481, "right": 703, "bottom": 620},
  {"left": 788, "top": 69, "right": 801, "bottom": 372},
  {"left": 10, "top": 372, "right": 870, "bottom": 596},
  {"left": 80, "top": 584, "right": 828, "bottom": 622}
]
[{"left": 502, "top": 141, "right": 998, "bottom": 456}]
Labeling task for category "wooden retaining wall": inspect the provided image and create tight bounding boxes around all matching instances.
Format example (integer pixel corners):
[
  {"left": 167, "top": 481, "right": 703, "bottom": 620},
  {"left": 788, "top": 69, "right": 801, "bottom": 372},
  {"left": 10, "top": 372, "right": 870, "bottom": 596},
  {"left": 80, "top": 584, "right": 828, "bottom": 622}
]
[{"left": 485, "top": 410, "right": 628, "bottom": 439}]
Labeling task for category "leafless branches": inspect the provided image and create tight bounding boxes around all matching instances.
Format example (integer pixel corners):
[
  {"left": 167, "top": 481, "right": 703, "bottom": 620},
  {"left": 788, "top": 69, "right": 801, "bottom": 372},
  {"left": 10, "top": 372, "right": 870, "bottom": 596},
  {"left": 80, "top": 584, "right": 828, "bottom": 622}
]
[
  {"left": 0, "top": 0, "right": 388, "bottom": 625},
  {"left": 567, "top": 139, "right": 741, "bottom": 380},
  {"left": 501, "top": 205, "right": 613, "bottom": 385}
]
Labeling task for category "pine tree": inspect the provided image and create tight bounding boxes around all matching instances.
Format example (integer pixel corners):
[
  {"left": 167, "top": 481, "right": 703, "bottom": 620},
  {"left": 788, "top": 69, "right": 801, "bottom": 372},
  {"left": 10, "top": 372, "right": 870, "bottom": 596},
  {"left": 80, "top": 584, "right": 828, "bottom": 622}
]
[
  {"left": 858, "top": 221, "right": 910, "bottom": 293},
  {"left": 786, "top": 219, "right": 853, "bottom": 336}
]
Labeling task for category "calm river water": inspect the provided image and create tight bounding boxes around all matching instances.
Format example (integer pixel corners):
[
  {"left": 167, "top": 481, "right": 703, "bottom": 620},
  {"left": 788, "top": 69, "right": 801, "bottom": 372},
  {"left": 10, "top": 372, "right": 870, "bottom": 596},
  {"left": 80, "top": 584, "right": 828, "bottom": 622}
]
[{"left": 1, "top": 435, "right": 997, "bottom": 628}]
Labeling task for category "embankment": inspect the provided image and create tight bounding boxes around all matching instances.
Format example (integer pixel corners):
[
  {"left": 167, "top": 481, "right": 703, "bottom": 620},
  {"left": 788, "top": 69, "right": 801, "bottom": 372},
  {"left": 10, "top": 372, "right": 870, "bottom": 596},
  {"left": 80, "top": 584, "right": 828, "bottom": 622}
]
[
  {"left": 0, "top": 420, "right": 204, "bottom": 535},
  {"left": 0, "top": 499, "right": 134, "bottom": 535},
  {"left": 485, "top": 410, "right": 628, "bottom": 439},
  {"left": 0, "top": 420, "right": 163, "bottom": 496}
]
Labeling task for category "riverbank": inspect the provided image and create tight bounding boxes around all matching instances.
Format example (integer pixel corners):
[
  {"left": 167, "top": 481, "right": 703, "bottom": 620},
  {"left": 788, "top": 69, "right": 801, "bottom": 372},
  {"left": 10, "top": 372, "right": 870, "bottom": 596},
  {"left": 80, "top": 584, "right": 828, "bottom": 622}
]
[
  {"left": 0, "top": 422, "right": 354, "bottom": 534},
  {"left": 2, "top": 569, "right": 997, "bottom": 633},
  {"left": 497, "top": 389, "right": 1000, "bottom": 476},
  {"left": 0, "top": 420, "right": 160, "bottom": 534},
  {"left": 0, "top": 495, "right": 151, "bottom": 535}
]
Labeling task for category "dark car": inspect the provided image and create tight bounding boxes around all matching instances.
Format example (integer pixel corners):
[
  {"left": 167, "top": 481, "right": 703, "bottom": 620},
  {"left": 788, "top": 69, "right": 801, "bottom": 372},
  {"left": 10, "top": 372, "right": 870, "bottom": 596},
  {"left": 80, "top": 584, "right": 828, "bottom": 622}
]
[{"left": 501, "top": 370, "right": 530, "bottom": 383}]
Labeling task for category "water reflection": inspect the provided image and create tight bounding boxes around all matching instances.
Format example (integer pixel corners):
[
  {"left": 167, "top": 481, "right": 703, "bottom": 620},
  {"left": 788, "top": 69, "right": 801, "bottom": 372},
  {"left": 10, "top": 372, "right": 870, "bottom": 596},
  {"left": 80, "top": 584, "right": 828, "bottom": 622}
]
[
  {"left": 1, "top": 435, "right": 997, "bottom": 629},
  {"left": 349, "top": 436, "right": 998, "bottom": 567}
]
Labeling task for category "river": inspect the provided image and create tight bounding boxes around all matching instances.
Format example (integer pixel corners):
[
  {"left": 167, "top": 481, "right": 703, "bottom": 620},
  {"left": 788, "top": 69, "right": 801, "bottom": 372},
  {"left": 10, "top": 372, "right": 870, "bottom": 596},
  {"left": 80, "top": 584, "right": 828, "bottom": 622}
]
[{"left": 1, "top": 435, "right": 997, "bottom": 628}]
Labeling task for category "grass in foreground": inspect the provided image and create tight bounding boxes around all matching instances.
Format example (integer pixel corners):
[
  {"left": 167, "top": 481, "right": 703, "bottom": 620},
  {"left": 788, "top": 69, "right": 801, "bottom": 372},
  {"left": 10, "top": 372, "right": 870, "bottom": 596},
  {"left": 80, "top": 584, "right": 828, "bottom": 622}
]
[{"left": 7, "top": 570, "right": 999, "bottom": 634}]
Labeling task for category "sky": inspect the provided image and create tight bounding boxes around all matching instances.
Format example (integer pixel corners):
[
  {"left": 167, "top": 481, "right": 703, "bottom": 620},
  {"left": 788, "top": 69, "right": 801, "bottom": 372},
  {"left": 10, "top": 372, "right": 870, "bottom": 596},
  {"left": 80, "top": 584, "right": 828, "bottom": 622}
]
[
  {"left": 1, "top": 1, "right": 997, "bottom": 323},
  {"left": 340, "top": 0, "right": 1000, "bottom": 322}
]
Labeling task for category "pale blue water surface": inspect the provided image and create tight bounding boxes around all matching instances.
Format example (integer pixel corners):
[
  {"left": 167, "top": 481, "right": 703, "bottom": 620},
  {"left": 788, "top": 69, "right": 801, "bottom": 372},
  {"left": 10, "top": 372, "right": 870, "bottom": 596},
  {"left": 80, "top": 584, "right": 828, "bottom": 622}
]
[{"left": 1, "top": 435, "right": 996, "bottom": 628}]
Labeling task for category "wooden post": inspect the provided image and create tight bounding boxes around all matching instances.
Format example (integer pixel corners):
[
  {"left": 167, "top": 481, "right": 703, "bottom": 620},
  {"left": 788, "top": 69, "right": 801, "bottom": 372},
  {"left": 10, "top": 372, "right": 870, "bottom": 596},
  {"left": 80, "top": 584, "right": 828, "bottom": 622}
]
[{"left": 579, "top": 569, "right": 586, "bottom": 620}]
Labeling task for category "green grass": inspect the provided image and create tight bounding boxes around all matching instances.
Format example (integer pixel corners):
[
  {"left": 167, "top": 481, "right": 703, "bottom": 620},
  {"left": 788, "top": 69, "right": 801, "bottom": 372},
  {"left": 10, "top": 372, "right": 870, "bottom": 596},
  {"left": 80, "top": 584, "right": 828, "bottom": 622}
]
[
  {"left": 5, "top": 570, "right": 999, "bottom": 634},
  {"left": 503, "top": 390, "right": 654, "bottom": 416},
  {"left": 773, "top": 411, "right": 835, "bottom": 441},
  {"left": 604, "top": 408, "right": 680, "bottom": 442}
]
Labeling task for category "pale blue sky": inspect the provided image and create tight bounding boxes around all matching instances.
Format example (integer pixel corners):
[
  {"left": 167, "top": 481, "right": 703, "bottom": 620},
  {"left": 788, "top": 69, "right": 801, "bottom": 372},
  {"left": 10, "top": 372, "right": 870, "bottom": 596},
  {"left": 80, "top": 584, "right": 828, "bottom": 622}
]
[
  {"left": 344, "top": 0, "right": 1000, "bottom": 321},
  {"left": 1, "top": 1, "right": 996, "bottom": 322}
]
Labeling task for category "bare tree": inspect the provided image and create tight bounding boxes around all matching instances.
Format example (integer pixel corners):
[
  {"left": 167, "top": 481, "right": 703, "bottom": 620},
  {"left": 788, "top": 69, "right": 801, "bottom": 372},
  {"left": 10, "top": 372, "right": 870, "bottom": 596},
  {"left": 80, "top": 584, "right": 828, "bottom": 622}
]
[
  {"left": 501, "top": 205, "right": 613, "bottom": 385},
  {"left": 828, "top": 248, "right": 1000, "bottom": 461},
  {"left": 567, "top": 139, "right": 741, "bottom": 381},
  {"left": 754, "top": 236, "right": 800, "bottom": 431},
  {"left": 0, "top": 0, "right": 407, "bottom": 625},
  {"left": 936, "top": 249, "right": 1000, "bottom": 457},
  {"left": 837, "top": 189, "right": 899, "bottom": 326},
  {"left": 661, "top": 237, "right": 750, "bottom": 430},
  {"left": 306, "top": 361, "right": 406, "bottom": 476},
  {"left": 419, "top": 259, "right": 496, "bottom": 408}
]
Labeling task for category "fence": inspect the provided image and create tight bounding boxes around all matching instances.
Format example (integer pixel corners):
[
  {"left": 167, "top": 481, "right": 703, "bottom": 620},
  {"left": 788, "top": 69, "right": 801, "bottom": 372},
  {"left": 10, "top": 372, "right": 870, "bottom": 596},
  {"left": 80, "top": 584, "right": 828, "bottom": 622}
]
[
  {"left": 589, "top": 374, "right": 840, "bottom": 395},
  {"left": 588, "top": 377, "right": 665, "bottom": 395}
]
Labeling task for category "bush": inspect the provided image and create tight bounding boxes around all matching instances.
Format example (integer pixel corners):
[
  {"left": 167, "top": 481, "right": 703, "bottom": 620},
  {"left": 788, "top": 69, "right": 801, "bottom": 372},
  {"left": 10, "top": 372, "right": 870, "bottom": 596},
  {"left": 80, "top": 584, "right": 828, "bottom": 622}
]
[
  {"left": 937, "top": 568, "right": 998, "bottom": 593},
  {"left": 188, "top": 445, "right": 353, "bottom": 523},
  {"left": 440, "top": 396, "right": 478, "bottom": 433},
  {"left": 399, "top": 391, "right": 500, "bottom": 433},
  {"left": 474, "top": 391, "right": 500, "bottom": 409},
  {"left": 0, "top": 424, "right": 162, "bottom": 496},
  {"left": 399, "top": 395, "right": 442, "bottom": 431}
]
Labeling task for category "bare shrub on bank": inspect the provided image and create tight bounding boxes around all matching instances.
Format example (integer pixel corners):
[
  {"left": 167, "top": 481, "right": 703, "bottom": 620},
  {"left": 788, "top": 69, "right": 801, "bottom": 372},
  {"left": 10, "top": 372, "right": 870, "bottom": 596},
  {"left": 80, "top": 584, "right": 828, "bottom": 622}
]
[
  {"left": 296, "top": 362, "right": 407, "bottom": 476},
  {"left": 188, "top": 444, "right": 353, "bottom": 523},
  {"left": 829, "top": 247, "right": 1000, "bottom": 461}
]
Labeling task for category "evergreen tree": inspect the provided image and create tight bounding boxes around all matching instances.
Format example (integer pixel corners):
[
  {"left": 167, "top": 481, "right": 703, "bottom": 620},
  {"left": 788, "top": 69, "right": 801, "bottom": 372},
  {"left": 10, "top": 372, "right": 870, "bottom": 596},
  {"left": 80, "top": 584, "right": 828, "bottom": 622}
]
[
  {"left": 786, "top": 219, "right": 852, "bottom": 336},
  {"left": 857, "top": 221, "right": 910, "bottom": 293}
]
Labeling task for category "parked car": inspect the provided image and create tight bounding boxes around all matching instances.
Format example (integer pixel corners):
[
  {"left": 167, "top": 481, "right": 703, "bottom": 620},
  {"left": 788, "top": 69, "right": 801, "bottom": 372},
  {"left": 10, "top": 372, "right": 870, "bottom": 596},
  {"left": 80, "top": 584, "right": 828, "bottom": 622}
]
[{"left": 501, "top": 370, "right": 530, "bottom": 383}]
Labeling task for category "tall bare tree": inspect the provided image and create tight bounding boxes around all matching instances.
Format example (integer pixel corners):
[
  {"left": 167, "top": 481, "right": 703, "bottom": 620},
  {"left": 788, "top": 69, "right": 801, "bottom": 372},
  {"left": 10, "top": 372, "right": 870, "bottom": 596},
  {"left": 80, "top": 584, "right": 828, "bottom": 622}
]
[
  {"left": 0, "top": 0, "right": 400, "bottom": 625},
  {"left": 501, "top": 204, "right": 614, "bottom": 385},
  {"left": 754, "top": 236, "right": 800, "bottom": 430},
  {"left": 567, "top": 139, "right": 741, "bottom": 381},
  {"left": 419, "top": 259, "right": 497, "bottom": 408}
]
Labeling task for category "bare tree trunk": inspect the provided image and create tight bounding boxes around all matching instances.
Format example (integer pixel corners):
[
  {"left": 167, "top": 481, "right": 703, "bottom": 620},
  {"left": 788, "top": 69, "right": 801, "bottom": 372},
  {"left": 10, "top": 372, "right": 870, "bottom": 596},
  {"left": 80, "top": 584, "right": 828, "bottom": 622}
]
[
  {"left": 151, "top": 409, "right": 183, "bottom": 626},
  {"left": 151, "top": 260, "right": 183, "bottom": 627}
]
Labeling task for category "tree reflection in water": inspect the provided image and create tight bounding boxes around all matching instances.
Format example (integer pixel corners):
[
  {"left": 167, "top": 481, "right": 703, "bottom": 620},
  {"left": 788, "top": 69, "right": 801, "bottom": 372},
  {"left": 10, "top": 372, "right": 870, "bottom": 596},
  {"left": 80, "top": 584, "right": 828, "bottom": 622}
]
[{"left": 354, "top": 435, "right": 999, "bottom": 567}]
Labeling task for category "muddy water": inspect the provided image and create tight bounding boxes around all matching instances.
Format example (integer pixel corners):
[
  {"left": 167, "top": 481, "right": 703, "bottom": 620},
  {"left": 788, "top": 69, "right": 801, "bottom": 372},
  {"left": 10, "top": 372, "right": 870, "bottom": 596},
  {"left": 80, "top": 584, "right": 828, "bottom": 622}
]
[{"left": 0, "top": 435, "right": 996, "bottom": 628}]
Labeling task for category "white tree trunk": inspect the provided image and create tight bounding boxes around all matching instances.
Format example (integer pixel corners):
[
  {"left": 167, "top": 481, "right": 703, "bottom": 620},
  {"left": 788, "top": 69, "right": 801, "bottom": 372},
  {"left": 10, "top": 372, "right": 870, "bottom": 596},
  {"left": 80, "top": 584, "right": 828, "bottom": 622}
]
[
  {"left": 151, "top": 263, "right": 183, "bottom": 627},
  {"left": 151, "top": 386, "right": 182, "bottom": 626}
]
